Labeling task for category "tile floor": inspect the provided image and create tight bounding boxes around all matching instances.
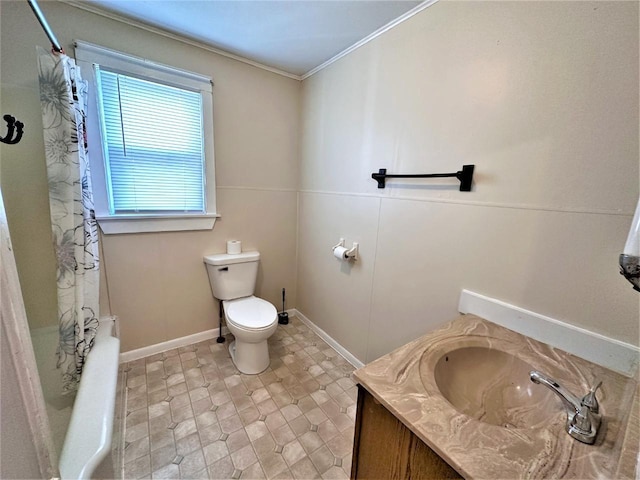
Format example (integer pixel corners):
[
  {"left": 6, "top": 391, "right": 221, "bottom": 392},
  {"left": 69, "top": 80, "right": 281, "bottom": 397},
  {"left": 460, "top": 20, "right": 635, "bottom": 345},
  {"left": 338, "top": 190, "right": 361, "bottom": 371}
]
[{"left": 122, "top": 316, "right": 358, "bottom": 479}]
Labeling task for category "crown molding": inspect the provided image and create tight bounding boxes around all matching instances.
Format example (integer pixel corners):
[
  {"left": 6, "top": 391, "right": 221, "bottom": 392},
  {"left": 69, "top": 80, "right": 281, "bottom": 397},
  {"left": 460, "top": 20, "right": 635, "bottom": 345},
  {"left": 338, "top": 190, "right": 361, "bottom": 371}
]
[
  {"left": 61, "top": 0, "right": 440, "bottom": 83},
  {"left": 60, "top": 0, "right": 302, "bottom": 81},
  {"left": 301, "top": 0, "right": 439, "bottom": 80}
]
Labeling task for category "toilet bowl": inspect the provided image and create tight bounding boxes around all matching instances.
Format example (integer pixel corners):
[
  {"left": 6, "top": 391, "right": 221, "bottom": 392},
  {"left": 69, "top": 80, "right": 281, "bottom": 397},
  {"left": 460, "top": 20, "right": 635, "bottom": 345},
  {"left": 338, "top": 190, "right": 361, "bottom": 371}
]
[
  {"left": 223, "top": 296, "right": 278, "bottom": 374},
  {"left": 203, "top": 251, "right": 279, "bottom": 374}
]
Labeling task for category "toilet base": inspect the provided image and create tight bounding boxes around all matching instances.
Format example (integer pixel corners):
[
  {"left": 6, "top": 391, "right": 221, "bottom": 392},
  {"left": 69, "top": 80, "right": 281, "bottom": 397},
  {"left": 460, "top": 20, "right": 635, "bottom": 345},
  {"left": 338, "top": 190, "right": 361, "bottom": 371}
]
[{"left": 228, "top": 339, "right": 271, "bottom": 375}]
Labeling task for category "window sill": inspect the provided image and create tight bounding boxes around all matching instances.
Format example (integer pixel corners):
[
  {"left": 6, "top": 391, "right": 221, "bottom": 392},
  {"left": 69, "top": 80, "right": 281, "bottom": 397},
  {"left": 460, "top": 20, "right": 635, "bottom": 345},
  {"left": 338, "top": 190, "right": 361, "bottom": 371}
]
[{"left": 96, "top": 214, "right": 220, "bottom": 234}]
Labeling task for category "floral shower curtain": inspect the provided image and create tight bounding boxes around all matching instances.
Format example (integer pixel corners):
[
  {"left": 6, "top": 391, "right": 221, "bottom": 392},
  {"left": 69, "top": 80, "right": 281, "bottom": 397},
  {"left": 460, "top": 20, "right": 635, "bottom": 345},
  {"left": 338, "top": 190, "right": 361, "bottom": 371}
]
[{"left": 37, "top": 47, "right": 99, "bottom": 394}]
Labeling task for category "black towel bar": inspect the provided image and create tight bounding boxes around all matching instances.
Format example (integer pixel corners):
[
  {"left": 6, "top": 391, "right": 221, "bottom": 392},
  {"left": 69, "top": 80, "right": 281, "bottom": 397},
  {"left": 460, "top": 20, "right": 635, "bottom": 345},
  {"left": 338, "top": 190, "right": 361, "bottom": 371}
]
[{"left": 371, "top": 164, "right": 474, "bottom": 191}]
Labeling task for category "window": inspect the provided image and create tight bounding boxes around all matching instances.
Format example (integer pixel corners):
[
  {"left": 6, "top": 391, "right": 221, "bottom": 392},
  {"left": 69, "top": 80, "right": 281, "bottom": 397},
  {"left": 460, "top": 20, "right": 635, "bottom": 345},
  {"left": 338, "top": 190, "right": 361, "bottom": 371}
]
[
  {"left": 76, "top": 41, "right": 217, "bottom": 234},
  {"left": 98, "top": 70, "right": 205, "bottom": 213}
]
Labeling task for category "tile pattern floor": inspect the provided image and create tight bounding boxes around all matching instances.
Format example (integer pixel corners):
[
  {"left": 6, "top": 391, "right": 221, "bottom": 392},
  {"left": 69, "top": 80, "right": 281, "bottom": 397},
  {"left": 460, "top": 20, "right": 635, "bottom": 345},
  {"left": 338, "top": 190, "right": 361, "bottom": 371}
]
[{"left": 122, "top": 316, "right": 358, "bottom": 479}]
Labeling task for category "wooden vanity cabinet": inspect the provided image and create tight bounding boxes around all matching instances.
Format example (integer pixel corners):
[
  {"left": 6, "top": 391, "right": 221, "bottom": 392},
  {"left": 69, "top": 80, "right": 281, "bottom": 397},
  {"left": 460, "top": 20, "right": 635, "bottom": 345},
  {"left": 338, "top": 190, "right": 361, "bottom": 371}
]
[{"left": 351, "top": 385, "right": 462, "bottom": 480}]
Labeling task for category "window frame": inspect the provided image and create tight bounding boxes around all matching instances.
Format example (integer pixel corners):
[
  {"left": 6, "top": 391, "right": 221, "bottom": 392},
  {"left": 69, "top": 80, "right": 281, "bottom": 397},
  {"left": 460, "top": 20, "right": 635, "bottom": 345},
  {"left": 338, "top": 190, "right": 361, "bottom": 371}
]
[{"left": 75, "top": 40, "right": 218, "bottom": 234}]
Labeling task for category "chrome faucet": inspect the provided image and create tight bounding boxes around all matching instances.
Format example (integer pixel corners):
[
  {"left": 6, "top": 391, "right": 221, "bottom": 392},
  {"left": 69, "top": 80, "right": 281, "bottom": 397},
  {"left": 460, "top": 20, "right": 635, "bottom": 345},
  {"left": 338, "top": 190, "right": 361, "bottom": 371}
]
[{"left": 529, "top": 370, "right": 602, "bottom": 444}]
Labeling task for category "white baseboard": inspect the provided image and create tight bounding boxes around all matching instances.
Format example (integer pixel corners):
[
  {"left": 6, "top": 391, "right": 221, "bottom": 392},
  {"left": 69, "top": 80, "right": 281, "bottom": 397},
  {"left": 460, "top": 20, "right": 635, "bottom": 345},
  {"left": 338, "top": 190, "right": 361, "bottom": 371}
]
[
  {"left": 459, "top": 290, "right": 639, "bottom": 377},
  {"left": 119, "top": 326, "right": 229, "bottom": 364},
  {"left": 118, "top": 308, "right": 364, "bottom": 368},
  {"left": 293, "top": 309, "right": 364, "bottom": 369}
]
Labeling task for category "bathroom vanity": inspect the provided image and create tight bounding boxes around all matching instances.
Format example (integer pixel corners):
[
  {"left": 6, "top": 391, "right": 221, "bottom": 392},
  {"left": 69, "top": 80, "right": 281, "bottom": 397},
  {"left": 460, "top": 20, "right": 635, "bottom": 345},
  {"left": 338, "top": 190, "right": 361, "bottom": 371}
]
[
  {"left": 351, "top": 315, "right": 639, "bottom": 479},
  {"left": 352, "top": 386, "right": 461, "bottom": 479}
]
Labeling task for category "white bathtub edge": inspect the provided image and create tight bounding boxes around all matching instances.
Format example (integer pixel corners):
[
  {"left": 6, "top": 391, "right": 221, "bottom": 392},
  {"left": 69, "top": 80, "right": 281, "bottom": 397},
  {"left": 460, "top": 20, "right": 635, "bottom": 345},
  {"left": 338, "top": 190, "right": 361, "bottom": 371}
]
[{"left": 58, "top": 332, "right": 120, "bottom": 480}]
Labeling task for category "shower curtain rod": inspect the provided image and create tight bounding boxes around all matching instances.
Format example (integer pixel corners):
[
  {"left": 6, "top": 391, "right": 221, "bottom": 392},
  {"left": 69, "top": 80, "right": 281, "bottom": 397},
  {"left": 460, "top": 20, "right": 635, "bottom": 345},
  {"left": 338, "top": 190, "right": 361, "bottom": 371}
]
[{"left": 27, "top": 0, "right": 64, "bottom": 53}]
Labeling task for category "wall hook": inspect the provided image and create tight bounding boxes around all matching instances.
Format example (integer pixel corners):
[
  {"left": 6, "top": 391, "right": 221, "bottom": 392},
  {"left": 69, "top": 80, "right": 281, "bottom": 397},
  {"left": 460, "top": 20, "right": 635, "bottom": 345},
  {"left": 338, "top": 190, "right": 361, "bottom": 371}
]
[{"left": 0, "top": 115, "right": 24, "bottom": 145}]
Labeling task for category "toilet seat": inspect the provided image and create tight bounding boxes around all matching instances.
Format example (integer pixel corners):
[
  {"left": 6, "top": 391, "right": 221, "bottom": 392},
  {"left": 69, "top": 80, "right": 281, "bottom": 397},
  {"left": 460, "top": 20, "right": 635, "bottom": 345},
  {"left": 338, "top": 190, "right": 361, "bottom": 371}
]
[{"left": 224, "top": 296, "right": 277, "bottom": 331}]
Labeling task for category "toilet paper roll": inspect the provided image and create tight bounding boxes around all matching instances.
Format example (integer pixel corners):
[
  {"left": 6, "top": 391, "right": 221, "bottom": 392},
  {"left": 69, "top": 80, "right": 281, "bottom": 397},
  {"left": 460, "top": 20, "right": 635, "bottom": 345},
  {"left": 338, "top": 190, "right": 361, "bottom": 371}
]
[
  {"left": 227, "top": 240, "right": 242, "bottom": 255},
  {"left": 333, "top": 246, "right": 348, "bottom": 260}
]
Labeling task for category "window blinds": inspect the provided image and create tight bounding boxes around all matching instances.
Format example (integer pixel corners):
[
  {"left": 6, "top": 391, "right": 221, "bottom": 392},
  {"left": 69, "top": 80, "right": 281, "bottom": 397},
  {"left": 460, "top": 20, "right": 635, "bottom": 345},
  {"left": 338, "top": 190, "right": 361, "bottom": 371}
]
[{"left": 97, "top": 69, "right": 205, "bottom": 214}]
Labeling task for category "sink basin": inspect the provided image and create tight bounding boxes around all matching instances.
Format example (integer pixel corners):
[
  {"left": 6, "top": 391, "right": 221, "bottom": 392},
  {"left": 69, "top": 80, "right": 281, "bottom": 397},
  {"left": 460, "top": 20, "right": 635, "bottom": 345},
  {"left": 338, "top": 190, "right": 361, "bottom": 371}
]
[
  {"left": 431, "top": 346, "right": 558, "bottom": 428},
  {"left": 357, "top": 315, "right": 639, "bottom": 479}
]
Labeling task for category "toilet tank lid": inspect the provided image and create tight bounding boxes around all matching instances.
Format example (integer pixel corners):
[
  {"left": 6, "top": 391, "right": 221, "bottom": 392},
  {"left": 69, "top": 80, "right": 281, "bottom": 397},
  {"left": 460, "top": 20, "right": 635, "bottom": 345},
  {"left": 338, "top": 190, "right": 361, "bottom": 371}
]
[{"left": 204, "top": 251, "right": 260, "bottom": 266}]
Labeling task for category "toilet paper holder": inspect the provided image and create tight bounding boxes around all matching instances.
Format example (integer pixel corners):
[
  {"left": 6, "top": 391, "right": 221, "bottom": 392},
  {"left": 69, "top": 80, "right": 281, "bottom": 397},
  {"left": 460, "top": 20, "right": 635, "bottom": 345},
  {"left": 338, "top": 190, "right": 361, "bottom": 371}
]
[{"left": 332, "top": 238, "right": 359, "bottom": 261}]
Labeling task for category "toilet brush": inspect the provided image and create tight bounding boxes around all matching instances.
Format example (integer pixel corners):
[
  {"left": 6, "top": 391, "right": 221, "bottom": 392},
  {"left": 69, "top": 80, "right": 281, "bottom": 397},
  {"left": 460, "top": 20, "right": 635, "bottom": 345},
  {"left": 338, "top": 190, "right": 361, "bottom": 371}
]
[
  {"left": 278, "top": 288, "right": 289, "bottom": 325},
  {"left": 217, "top": 300, "right": 225, "bottom": 343}
]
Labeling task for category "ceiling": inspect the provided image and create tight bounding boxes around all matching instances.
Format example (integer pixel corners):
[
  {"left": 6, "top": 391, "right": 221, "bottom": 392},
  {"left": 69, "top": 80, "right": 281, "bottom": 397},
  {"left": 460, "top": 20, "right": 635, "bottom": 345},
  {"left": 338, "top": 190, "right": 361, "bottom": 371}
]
[{"left": 83, "top": 0, "right": 424, "bottom": 77}]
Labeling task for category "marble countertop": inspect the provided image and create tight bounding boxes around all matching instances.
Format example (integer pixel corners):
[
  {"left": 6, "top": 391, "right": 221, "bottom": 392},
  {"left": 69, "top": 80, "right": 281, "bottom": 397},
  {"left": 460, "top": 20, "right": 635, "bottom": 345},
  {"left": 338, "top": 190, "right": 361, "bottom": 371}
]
[{"left": 353, "top": 314, "right": 639, "bottom": 479}]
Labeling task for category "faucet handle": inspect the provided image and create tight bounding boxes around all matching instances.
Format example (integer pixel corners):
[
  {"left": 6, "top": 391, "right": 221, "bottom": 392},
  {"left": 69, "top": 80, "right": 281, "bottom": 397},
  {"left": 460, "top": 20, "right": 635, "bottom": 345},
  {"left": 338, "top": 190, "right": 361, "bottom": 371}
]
[
  {"left": 581, "top": 380, "right": 602, "bottom": 414},
  {"left": 571, "top": 404, "right": 593, "bottom": 432}
]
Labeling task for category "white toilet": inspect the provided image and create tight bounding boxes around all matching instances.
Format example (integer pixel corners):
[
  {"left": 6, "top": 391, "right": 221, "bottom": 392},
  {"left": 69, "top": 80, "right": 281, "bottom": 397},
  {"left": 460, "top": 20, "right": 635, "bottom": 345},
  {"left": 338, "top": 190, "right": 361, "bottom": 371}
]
[{"left": 203, "top": 251, "right": 278, "bottom": 374}]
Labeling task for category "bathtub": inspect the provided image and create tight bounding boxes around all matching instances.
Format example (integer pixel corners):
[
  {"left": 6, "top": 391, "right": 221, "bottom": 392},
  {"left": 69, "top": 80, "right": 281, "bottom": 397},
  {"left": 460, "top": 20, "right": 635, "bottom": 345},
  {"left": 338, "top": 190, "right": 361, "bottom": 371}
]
[{"left": 58, "top": 316, "right": 121, "bottom": 480}]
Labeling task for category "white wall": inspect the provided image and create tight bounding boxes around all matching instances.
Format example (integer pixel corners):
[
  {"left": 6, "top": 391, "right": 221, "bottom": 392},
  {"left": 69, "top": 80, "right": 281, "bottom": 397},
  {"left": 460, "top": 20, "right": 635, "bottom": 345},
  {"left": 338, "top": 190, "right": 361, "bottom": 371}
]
[
  {"left": 1, "top": 327, "right": 44, "bottom": 479},
  {"left": 297, "top": 1, "right": 639, "bottom": 363}
]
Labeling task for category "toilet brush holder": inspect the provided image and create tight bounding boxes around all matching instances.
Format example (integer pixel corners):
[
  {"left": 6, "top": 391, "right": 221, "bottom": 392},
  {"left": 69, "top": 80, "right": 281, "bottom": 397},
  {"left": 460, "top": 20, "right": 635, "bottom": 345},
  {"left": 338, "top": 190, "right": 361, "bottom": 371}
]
[{"left": 278, "top": 287, "right": 289, "bottom": 324}]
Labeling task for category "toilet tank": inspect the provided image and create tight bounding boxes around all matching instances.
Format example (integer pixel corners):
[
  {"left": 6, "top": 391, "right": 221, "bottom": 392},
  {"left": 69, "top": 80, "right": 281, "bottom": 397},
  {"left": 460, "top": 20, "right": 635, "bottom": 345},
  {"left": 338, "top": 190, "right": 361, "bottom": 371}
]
[{"left": 204, "top": 251, "right": 260, "bottom": 300}]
